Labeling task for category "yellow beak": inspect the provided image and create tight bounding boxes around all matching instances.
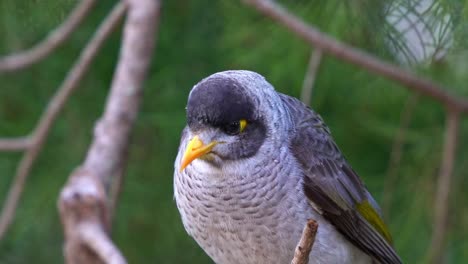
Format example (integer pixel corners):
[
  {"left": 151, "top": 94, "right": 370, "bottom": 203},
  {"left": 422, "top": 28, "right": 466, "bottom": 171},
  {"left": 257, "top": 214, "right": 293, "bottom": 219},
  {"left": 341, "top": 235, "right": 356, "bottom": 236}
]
[{"left": 180, "top": 136, "right": 218, "bottom": 172}]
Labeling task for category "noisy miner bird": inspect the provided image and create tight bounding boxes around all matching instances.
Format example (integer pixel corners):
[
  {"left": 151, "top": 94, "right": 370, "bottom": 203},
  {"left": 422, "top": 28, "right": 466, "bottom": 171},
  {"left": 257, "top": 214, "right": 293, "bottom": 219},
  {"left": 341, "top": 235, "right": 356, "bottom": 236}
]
[{"left": 174, "top": 70, "right": 402, "bottom": 264}]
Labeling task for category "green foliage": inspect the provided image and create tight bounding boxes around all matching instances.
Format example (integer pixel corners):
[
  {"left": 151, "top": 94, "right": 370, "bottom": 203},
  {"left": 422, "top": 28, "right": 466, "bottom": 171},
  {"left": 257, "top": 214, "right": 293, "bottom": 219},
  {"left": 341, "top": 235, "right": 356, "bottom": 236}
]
[{"left": 0, "top": 0, "right": 467, "bottom": 263}]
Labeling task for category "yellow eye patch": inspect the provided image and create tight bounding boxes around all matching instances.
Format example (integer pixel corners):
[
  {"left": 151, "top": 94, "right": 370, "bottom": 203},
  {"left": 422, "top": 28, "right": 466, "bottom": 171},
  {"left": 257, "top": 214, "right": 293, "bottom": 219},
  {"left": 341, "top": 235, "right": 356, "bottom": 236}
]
[{"left": 239, "top": 119, "right": 248, "bottom": 133}]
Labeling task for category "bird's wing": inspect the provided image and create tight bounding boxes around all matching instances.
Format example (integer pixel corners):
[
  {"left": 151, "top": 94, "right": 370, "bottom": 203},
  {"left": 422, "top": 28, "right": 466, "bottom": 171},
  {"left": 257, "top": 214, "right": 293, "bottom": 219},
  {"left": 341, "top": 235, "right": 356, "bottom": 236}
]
[{"left": 281, "top": 95, "right": 402, "bottom": 264}]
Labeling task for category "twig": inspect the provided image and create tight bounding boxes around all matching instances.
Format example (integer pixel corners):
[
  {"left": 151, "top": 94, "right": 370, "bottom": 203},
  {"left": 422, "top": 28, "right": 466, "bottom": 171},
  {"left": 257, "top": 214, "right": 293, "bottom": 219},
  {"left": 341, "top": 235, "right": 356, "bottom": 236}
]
[
  {"left": 427, "top": 110, "right": 460, "bottom": 264},
  {"left": 0, "top": 137, "right": 32, "bottom": 151},
  {"left": 291, "top": 219, "right": 318, "bottom": 264},
  {"left": 0, "top": 0, "right": 96, "bottom": 72},
  {"left": 243, "top": 0, "right": 468, "bottom": 113},
  {"left": 0, "top": 2, "right": 127, "bottom": 241},
  {"left": 58, "top": 0, "right": 160, "bottom": 262},
  {"left": 382, "top": 94, "right": 419, "bottom": 216},
  {"left": 300, "top": 48, "right": 323, "bottom": 105}
]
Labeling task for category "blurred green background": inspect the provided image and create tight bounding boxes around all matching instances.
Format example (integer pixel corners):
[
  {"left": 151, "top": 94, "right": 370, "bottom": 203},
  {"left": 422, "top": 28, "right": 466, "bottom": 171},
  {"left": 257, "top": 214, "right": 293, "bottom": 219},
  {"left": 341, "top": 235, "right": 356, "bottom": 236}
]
[{"left": 1, "top": 0, "right": 468, "bottom": 263}]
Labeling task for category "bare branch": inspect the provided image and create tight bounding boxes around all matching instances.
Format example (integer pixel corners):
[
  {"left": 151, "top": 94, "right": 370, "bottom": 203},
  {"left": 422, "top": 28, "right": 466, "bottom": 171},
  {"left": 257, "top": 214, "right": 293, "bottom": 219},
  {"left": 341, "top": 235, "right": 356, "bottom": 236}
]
[
  {"left": 427, "top": 110, "right": 460, "bottom": 264},
  {"left": 244, "top": 0, "right": 468, "bottom": 113},
  {"left": 300, "top": 48, "right": 323, "bottom": 105},
  {"left": 0, "top": 0, "right": 96, "bottom": 72},
  {"left": 291, "top": 219, "right": 318, "bottom": 264},
  {"left": 59, "top": 0, "right": 160, "bottom": 262},
  {"left": 0, "top": 137, "right": 32, "bottom": 151},
  {"left": 0, "top": 2, "right": 127, "bottom": 241}
]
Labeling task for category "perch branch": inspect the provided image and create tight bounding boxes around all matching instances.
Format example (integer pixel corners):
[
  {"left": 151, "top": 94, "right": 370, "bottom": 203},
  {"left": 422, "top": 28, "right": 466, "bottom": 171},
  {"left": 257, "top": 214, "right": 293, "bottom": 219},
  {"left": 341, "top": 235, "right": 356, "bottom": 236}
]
[
  {"left": 244, "top": 0, "right": 468, "bottom": 113},
  {"left": 58, "top": 0, "right": 160, "bottom": 263},
  {"left": 0, "top": 0, "right": 96, "bottom": 72},
  {"left": 300, "top": 48, "right": 323, "bottom": 105},
  {"left": 427, "top": 110, "right": 460, "bottom": 264},
  {"left": 291, "top": 219, "right": 318, "bottom": 264},
  {"left": 0, "top": 2, "right": 127, "bottom": 241}
]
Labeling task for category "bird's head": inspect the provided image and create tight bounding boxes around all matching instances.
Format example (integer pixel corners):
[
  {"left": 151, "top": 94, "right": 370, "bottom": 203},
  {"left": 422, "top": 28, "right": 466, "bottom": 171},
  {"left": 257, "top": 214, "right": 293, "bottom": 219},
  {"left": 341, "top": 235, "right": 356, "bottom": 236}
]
[{"left": 179, "top": 70, "right": 288, "bottom": 172}]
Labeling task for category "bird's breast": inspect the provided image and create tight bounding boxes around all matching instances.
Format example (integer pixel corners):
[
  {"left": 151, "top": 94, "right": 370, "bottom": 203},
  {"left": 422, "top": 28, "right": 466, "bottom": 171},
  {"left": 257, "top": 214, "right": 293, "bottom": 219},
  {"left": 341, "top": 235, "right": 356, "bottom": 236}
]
[
  {"left": 173, "top": 153, "right": 372, "bottom": 264},
  {"left": 174, "top": 156, "right": 310, "bottom": 263}
]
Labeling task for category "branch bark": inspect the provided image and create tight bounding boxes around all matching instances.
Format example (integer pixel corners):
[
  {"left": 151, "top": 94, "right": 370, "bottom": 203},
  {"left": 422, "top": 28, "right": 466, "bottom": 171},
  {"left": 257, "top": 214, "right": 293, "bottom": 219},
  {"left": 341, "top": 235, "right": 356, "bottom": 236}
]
[
  {"left": 58, "top": 0, "right": 160, "bottom": 263},
  {"left": 427, "top": 110, "right": 460, "bottom": 264},
  {"left": 244, "top": 0, "right": 468, "bottom": 113},
  {"left": 291, "top": 219, "right": 318, "bottom": 264},
  {"left": 0, "top": 2, "right": 127, "bottom": 241},
  {"left": 0, "top": 0, "right": 96, "bottom": 72}
]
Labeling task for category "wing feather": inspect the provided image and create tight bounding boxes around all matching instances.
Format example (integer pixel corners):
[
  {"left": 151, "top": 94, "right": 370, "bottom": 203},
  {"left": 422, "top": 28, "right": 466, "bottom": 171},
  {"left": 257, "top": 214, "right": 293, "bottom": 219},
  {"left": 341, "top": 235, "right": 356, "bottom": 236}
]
[{"left": 281, "top": 94, "right": 402, "bottom": 264}]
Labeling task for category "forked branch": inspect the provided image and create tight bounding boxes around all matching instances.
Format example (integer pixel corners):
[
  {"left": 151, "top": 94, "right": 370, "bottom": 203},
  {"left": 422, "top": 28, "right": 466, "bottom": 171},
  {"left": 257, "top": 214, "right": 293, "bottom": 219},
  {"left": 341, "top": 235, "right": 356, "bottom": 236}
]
[
  {"left": 0, "top": 2, "right": 127, "bottom": 241},
  {"left": 58, "top": 0, "right": 160, "bottom": 263}
]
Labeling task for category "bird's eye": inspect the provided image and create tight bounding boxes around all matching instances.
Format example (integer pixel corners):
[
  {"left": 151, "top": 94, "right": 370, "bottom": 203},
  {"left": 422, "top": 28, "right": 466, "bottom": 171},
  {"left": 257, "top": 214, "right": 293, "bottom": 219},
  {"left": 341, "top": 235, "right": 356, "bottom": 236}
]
[
  {"left": 222, "top": 119, "right": 248, "bottom": 135},
  {"left": 239, "top": 119, "right": 247, "bottom": 132}
]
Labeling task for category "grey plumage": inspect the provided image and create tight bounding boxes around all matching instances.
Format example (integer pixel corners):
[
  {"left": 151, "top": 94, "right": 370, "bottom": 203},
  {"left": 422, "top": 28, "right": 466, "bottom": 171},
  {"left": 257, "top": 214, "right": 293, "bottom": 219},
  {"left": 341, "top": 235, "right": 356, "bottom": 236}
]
[{"left": 174, "top": 70, "right": 402, "bottom": 264}]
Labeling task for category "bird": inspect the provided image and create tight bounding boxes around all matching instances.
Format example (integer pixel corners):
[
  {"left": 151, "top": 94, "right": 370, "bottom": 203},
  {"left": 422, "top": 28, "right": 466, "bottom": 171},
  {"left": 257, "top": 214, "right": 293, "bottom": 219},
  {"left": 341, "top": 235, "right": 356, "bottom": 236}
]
[{"left": 174, "top": 70, "right": 402, "bottom": 264}]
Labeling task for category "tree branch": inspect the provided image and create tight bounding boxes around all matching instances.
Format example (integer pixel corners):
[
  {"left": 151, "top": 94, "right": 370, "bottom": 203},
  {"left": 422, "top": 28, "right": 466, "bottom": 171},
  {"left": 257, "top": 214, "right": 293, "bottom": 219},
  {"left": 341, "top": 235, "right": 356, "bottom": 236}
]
[
  {"left": 300, "top": 48, "right": 323, "bottom": 105},
  {"left": 0, "top": 0, "right": 96, "bottom": 72},
  {"left": 0, "top": 2, "right": 127, "bottom": 241},
  {"left": 58, "top": 0, "right": 160, "bottom": 262},
  {"left": 244, "top": 0, "right": 468, "bottom": 113},
  {"left": 0, "top": 137, "right": 32, "bottom": 151},
  {"left": 291, "top": 219, "right": 318, "bottom": 264},
  {"left": 427, "top": 110, "right": 460, "bottom": 264}
]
